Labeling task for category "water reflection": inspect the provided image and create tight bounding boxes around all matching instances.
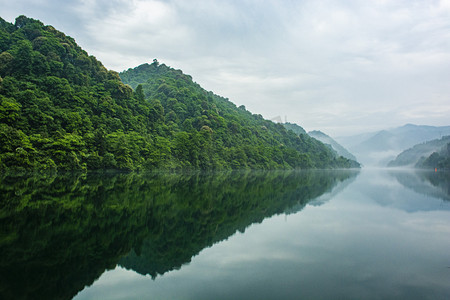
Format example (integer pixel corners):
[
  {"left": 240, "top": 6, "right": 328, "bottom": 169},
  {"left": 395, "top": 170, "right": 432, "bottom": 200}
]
[
  {"left": 75, "top": 169, "right": 450, "bottom": 300},
  {"left": 0, "top": 170, "right": 357, "bottom": 300},
  {"left": 391, "top": 170, "right": 450, "bottom": 201}
]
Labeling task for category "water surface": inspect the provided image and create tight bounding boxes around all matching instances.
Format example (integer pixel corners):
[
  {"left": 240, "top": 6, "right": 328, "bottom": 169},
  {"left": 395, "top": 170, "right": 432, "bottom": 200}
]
[{"left": 1, "top": 169, "right": 449, "bottom": 299}]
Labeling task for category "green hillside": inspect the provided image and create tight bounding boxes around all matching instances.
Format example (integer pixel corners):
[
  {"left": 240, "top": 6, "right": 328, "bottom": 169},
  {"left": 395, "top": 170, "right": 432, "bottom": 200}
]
[
  {"left": 120, "top": 62, "right": 360, "bottom": 170},
  {"left": 388, "top": 136, "right": 450, "bottom": 169},
  {"left": 0, "top": 16, "right": 359, "bottom": 172},
  {"left": 416, "top": 140, "right": 450, "bottom": 170}
]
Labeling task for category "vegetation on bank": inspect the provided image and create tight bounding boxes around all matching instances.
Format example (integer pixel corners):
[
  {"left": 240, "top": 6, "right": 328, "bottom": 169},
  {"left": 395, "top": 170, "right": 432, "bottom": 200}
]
[
  {"left": 388, "top": 136, "right": 450, "bottom": 170},
  {"left": 0, "top": 16, "right": 359, "bottom": 172},
  {"left": 416, "top": 142, "right": 450, "bottom": 170}
]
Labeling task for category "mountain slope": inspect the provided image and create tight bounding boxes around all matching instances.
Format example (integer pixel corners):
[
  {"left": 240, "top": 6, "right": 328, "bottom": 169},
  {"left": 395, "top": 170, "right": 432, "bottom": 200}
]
[
  {"left": 283, "top": 122, "right": 307, "bottom": 135},
  {"left": 0, "top": 16, "right": 155, "bottom": 171},
  {"left": 0, "top": 16, "right": 359, "bottom": 171},
  {"left": 119, "top": 62, "right": 360, "bottom": 169},
  {"left": 415, "top": 140, "right": 450, "bottom": 170},
  {"left": 308, "top": 130, "right": 357, "bottom": 161},
  {"left": 388, "top": 136, "right": 450, "bottom": 167}
]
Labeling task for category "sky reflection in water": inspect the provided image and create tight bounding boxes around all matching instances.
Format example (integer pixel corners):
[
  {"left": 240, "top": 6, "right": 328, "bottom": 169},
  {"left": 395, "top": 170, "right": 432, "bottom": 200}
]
[{"left": 75, "top": 169, "right": 450, "bottom": 300}]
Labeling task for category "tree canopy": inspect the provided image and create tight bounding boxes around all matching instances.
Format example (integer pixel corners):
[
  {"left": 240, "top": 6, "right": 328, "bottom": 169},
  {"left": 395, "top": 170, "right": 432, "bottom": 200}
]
[{"left": 0, "top": 16, "right": 359, "bottom": 172}]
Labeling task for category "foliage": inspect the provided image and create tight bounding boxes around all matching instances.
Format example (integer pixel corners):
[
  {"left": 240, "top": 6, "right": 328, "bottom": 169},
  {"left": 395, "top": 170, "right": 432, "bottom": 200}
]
[
  {"left": 120, "top": 62, "right": 360, "bottom": 170},
  {"left": 416, "top": 142, "right": 450, "bottom": 170},
  {"left": 283, "top": 122, "right": 307, "bottom": 135},
  {"left": 0, "top": 15, "right": 359, "bottom": 171},
  {"left": 388, "top": 136, "right": 450, "bottom": 168}
]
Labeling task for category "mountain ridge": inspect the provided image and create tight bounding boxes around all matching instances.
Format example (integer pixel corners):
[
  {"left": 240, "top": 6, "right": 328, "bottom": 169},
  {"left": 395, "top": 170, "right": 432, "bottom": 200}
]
[
  {"left": 308, "top": 130, "right": 357, "bottom": 161},
  {"left": 119, "top": 61, "right": 360, "bottom": 169}
]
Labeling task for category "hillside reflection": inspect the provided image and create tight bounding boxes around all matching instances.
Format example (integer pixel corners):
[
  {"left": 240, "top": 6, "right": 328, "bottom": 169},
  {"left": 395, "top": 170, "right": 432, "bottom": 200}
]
[
  {"left": 0, "top": 170, "right": 357, "bottom": 300},
  {"left": 391, "top": 170, "right": 450, "bottom": 201}
]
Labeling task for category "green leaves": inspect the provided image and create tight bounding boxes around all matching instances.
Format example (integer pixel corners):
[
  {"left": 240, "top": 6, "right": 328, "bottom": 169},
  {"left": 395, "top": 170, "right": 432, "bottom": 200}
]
[
  {"left": 0, "top": 52, "right": 14, "bottom": 76},
  {"left": 0, "top": 124, "right": 36, "bottom": 170},
  {"left": 12, "top": 40, "right": 33, "bottom": 76},
  {"left": 0, "top": 96, "right": 21, "bottom": 125}
]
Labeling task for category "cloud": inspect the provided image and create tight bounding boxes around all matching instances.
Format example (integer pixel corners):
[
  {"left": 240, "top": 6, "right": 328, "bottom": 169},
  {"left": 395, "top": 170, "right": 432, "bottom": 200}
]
[
  {"left": 2, "top": 0, "right": 450, "bottom": 136},
  {"left": 71, "top": 1, "right": 189, "bottom": 63}
]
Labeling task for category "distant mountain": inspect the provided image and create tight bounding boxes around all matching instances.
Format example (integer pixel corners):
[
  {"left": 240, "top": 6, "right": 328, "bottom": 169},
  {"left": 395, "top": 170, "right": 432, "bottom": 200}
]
[
  {"left": 308, "top": 130, "right": 357, "bottom": 161},
  {"left": 388, "top": 136, "right": 450, "bottom": 168},
  {"left": 336, "top": 124, "right": 450, "bottom": 167}
]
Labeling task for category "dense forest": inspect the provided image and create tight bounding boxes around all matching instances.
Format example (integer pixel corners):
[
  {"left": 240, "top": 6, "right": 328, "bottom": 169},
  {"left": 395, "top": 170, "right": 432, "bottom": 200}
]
[
  {"left": 282, "top": 122, "right": 307, "bottom": 135},
  {"left": 0, "top": 16, "right": 359, "bottom": 172}
]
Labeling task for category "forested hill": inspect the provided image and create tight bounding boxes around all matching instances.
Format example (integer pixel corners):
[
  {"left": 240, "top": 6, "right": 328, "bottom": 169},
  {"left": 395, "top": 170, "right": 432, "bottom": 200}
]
[
  {"left": 120, "top": 62, "right": 360, "bottom": 169},
  {"left": 308, "top": 130, "right": 357, "bottom": 161},
  {"left": 388, "top": 136, "right": 450, "bottom": 169},
  {"left": 282, "top": 122, "right": 307, "bottom": 135},
  {"left": 0, "top": 16, "right": 359, "bottom": 172}
]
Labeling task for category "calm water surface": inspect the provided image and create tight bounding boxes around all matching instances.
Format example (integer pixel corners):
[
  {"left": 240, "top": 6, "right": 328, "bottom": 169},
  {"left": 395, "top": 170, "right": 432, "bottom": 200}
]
[{"left": 1, "top": 169, "right": 449, "bottom": 299}]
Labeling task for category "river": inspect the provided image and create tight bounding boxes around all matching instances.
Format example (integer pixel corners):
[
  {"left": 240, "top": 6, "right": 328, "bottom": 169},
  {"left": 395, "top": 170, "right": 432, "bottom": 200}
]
[{"left": 1, "top": 169, "right": 449, "bottom": 299}]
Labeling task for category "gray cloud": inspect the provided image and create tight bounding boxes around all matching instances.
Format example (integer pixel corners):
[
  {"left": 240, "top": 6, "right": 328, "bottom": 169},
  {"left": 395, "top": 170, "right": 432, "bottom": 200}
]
[{"left": 2, "top": 0, "right": 450, "bottom": 136}]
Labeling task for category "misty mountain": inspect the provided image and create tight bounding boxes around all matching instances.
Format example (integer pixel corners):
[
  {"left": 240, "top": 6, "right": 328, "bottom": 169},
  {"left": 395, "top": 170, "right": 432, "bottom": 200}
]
[
  {"left": 388, "top": 136, "right": 450, "bottom": 168},
  {"left": 308, "top": 130, "right": 357, "bottom": 161},
  {"left": 336, "top": 124, "right": 450, "bottom": 167},
  {"left": 416, "top": 140, "right": 450, "bottom": 170}
]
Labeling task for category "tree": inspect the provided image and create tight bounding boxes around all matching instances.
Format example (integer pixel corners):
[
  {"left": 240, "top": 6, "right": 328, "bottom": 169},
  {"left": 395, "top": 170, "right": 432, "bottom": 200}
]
[
  {"left": 13, "top": 40, "right": 33, "bottom": 76},
  {"left": 0, "top": 52, "right": 14, "bottom": 76},
  {"left": 135, "top": 84, "right": 145, "bottom": 101},
  {"left": 0, "top": 96, "right": 21, "bottom": 125}
]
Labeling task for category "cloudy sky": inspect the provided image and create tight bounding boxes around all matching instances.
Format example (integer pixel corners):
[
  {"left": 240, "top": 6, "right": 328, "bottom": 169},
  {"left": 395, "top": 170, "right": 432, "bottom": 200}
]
[{"left": 2, "top": 0, "right": 450, "bottom": 136}]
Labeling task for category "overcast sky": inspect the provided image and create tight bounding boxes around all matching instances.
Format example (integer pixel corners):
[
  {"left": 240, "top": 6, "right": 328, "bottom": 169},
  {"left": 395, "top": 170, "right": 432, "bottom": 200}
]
[{"left": 2, "top": 0, "right": 450, "bottom": 136}]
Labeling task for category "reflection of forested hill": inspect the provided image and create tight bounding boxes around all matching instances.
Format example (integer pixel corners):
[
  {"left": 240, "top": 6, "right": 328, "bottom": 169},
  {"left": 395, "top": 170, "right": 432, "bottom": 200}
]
[
  {"left": 0, "top": 170, "right": 357, "bottom": 299},
  {"left": 391, "top": 170, "right": 450, "bottom": 202},
  {"left": 119, "top": 170, "right": 358, "bottom": 278},
  {"left": 0, "top": 172, "right": 154, "bottom": 300}
]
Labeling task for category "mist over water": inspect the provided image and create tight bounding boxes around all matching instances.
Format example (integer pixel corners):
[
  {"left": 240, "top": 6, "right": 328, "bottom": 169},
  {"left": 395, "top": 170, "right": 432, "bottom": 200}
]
[{"left": 336, "top": 124, "right": 450, "bottom": 168}]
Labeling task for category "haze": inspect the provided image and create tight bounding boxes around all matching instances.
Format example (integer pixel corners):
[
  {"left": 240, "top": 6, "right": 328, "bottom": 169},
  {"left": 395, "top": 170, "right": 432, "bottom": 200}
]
[{"left": 2, "top": 0, "right": 450, "bottom": 136}]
